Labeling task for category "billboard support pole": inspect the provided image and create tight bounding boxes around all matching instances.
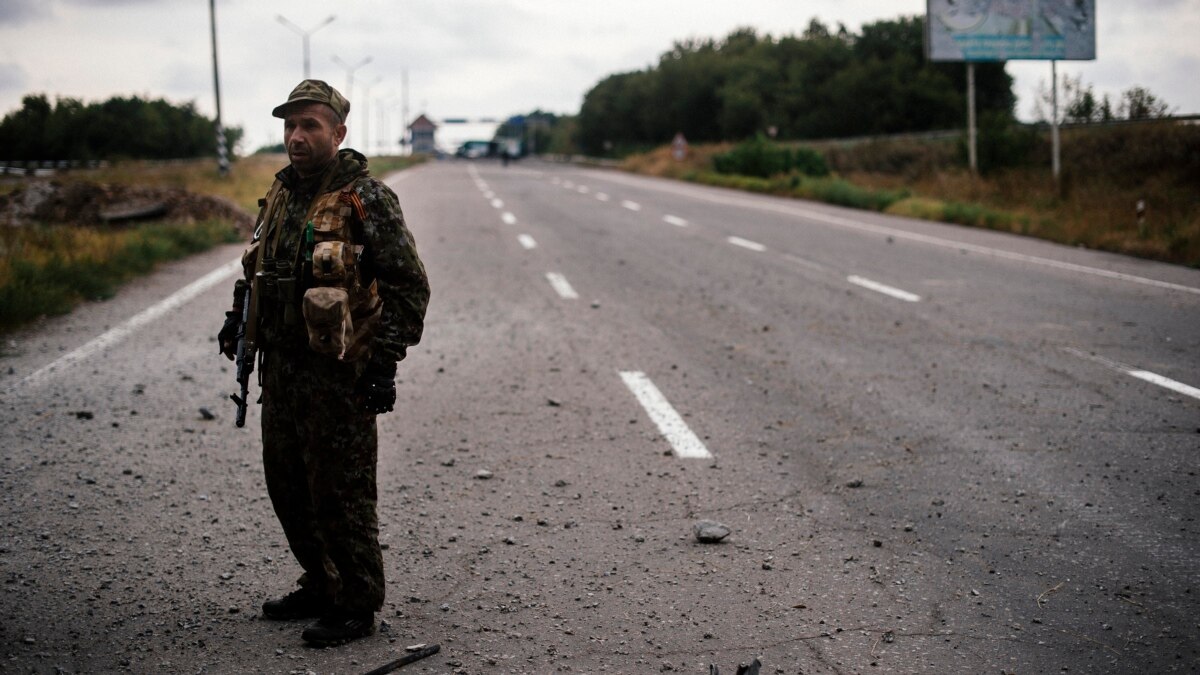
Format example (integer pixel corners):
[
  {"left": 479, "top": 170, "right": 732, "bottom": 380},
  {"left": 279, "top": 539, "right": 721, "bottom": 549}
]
[
  {"left": 967, "top": 62, "right": 978, "bottom": 173},
  {"left": 1051, "top": 60, "right": 1062, "bottom": 181}
]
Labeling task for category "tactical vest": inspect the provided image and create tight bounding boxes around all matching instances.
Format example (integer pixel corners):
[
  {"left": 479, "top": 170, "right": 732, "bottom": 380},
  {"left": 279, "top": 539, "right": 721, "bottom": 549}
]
[{"left": 246, "top": 177, "right": 382, "bottom": 362}]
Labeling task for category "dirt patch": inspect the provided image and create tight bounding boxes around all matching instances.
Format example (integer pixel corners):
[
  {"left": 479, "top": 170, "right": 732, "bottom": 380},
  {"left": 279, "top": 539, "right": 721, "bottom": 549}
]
[{"left": 0, "top": 179, "right": 253, "bottom": 231}]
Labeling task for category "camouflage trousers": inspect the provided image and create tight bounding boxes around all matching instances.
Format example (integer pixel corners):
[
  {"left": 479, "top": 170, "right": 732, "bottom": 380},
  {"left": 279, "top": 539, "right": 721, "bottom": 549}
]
[{"left": 260, "top": 347, "right": 384, "bottom": 614}]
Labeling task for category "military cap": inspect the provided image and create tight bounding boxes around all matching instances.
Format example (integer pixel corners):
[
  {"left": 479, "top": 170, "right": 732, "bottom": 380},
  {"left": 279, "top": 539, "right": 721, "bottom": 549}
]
[{"left": 272, "top": 79, "right": 350, "bottom": 121}]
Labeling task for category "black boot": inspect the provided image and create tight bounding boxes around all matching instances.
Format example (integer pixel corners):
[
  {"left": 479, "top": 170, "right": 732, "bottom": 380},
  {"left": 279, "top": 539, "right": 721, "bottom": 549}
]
[
  {"left": 262, "top": 587, "right": 326, "bottom": 620},
  {"left": 301, "top": 610, "right": 375, "bottom": 646}
]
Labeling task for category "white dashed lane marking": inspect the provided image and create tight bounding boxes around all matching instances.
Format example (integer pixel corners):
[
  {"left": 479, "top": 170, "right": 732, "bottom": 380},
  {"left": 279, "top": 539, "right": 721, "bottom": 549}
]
[
  {"left": 727, "top": 236, "right": 766, "bottom": 252},
  {"left": 518, "top": 234, "right": 538, "bottom": 250},
  {"left": 1065, "top": 348, "right": 1200, "bottom": 402},
  {"left": 491, "top": 198, "right": 504, "bottom": 209},
  {"left": 501, "top": 212, "right": 517, "bottom": 225},
  {"left": 546, "top": 272, "right": 579, "bottom": 299},
  {"left": 663, "top": 215, "right": 688, "bottom": 227},
  {"left": 596, "top": 193, "right": 610, "bottom": 202},
  {"left": 621, "top": 200, "right": 642, "bottom": 212},
  {"left": 619, "top": 371, "right": 712, "bottom": 459},
  {"left": 846, "top": 275, "right": 921, "bottom": 302}
]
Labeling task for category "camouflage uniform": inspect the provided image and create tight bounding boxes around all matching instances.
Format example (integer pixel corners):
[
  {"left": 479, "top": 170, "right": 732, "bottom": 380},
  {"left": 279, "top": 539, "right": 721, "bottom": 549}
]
[{"left": 234, "top": 149, "right": 429, "bottom": 615}]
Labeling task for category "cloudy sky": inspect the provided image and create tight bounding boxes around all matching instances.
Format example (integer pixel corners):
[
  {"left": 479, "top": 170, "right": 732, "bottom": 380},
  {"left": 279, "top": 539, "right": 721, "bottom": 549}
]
[{"left": 1, "top": 0, "right": 1197, "bottom": 154}]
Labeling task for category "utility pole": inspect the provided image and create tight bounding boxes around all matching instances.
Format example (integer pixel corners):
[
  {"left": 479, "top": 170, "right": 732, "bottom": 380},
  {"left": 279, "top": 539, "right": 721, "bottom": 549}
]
[
  {"left": 209, "top": 0, "right": 228, "bottom": 176},
  {"left": 400, "top": 68, "right": 410, "bottom": 154},
  {"left": 276, "top": 14, "right": 336, "bottom": 79}
]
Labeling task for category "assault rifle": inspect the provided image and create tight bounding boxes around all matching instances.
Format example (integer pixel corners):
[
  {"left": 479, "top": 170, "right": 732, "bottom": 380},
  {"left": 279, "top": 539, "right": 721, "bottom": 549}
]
[{"left": 229, "top": 285, "right": 254, "bottom": 427}]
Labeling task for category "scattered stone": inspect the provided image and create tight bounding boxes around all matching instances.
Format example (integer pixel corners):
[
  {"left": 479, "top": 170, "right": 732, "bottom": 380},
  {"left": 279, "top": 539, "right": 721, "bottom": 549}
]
[
  {"left": 846, "top": 479, "right": 863, "bottom": 488},
  {"left": 474, "top": 469, "right": 493, "bottom": 480},
  {"left": 547, "top": 398, "right": 562, "bottom": 407},
  {"left": 198, "top": 407, "right": 216, "bottom": 421},
  {"left": 441, "top": 458, "right": 456, "bottom": 467},
  {"left": 694, "top": 520, "right": 731, "bottom": 543},
  {"left": 73, "top": 411, "right": 94, "bottom": 420}
]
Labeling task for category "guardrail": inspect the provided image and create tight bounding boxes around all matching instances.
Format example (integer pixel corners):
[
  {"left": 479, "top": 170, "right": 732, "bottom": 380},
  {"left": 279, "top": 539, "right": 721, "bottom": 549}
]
[{"left": 0, "top": 159, "right": 110, "bottom": 176}]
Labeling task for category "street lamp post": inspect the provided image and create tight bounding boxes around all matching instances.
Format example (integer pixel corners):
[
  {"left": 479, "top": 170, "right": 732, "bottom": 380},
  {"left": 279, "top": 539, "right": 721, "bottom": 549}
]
[
  {"left": 359, "top": 76, "right": 382, "bottom": 156},
  {"left": 332, "top": 55, "right": 372, "bottom": 145},
  {"left": 276, "top": 14, "right": 335, "bottom": 79}
]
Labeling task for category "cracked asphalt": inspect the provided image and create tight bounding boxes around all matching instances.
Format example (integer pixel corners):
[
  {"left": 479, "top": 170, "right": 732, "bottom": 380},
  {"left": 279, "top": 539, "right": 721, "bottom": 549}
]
[{"left": 1, "top": 159, "right": 1198, "bottom": 674}]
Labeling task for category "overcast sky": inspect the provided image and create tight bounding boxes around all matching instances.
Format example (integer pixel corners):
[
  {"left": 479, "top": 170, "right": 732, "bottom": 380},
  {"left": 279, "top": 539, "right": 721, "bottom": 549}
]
[{"left": 1, "top": 0, "right": 1197, "bottom": 154}]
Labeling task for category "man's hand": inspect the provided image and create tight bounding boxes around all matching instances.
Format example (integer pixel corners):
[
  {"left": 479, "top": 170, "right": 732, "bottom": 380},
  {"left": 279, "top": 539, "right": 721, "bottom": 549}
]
[
  {"left": 218, "top": 311, "right": 241, "bottom": 361},
  {"left": 355, "top": 356, "right": 397, "bottom": 415}
]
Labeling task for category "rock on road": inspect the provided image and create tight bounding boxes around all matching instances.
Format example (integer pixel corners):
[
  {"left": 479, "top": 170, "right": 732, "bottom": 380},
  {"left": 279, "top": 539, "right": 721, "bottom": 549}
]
[{"left": 1, "top": 159, "right": 1198, "bottom": 674}]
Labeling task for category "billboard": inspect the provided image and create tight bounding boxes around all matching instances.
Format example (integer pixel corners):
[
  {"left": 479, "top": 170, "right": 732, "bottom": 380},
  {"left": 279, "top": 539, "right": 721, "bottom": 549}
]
[{"left": 926, "top": 0, "right": 1096, "bottom": 62}]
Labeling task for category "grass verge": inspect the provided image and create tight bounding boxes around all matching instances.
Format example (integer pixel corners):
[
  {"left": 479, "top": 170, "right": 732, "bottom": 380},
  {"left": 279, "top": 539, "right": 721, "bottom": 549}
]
[
  {"left": 621, "top": 139, "right": 1198, "bottom": 267},
  {"left": 0, "top": 219, "right": 241, "bottom": 331}
]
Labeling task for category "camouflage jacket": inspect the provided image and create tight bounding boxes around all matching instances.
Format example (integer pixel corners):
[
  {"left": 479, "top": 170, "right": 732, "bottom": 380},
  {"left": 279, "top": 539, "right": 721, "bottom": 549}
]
[{"left": 235, "top": 149, "right": 429, "bottom": 364}]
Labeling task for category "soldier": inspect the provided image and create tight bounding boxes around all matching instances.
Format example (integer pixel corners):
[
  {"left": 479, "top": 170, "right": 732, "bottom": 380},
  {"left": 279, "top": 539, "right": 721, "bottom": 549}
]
[{"left": 218, "top": 79, "right": 430, "bottom": 646}]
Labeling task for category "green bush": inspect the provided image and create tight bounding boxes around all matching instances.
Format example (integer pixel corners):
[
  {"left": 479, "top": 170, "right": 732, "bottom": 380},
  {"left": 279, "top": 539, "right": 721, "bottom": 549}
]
[{"left": 714, "top": 136, "right": 829, "bottom": 178}]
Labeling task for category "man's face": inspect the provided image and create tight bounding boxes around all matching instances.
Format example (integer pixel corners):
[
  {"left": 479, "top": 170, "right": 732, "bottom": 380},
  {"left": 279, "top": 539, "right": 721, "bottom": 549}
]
[{"left": 283, "top": 102, "right": 346, "bottom": 177}]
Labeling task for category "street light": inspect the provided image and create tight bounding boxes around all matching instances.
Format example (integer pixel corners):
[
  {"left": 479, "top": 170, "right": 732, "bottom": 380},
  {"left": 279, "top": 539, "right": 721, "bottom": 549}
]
[
  {"left": 332, "top": 54, "right": 372, "bottom": 145},
  {"left": 360, "top": 76, "right": 382, "bottom": 156},
  {"left": 276, "top": 14, "right": 335, "bottom": 79}
]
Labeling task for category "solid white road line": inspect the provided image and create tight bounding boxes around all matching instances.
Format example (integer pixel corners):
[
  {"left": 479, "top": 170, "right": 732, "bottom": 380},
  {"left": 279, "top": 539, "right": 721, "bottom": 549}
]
[
  {"left": 1065, "top": 348, "right": 1200, "bottom": 402},
  {"left": 619, "top": 371, "right": 712, "bottom": 459},
  {"left": 545, "top": 272, "right": 579, "bottom": 299},
  {"left": 19, "top": 259, "right": 243, "bottom": 388},
  {"left": 847, "top": 275, "right": 921, "bottom": 302},
  {"left": 727, "top": 236, "right": 766, "bottom": 252},
  {"left": 501, "top": 212, "right": 517, "bottom": 225},
  {"left": 621, "top": 200, "right": 641, "bottom": 211},
  {"left": 491, "top": 198, "right": 504, "bottom": 209},
  {"left": 518, "top": 234, "right": 538, "bottom": 250},
  {"left": 596, "top": 193, "right": 610, "bottom": 202},
  {"left": 663, "top": 215, "right": 688, "bottom": 227}
]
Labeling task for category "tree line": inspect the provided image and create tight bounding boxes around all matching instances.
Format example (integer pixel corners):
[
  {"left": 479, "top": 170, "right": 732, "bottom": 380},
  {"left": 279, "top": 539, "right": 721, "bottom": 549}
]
[
  {"left": 576, "top": 17, "right": 1014, "bottom": 156},
  {"left": 0, "top": 94, "right": 241, "bottom": 161}
]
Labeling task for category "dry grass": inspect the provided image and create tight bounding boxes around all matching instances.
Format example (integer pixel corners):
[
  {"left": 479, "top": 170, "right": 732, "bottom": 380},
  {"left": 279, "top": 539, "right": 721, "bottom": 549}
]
[{"left": 619, "top": 126, "right": 1200, "bottom": 267}]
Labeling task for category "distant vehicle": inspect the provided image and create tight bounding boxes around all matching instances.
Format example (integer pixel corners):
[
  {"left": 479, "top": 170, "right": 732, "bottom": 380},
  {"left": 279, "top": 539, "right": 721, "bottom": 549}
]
[{"left": 455, "top": 140, "right": 495, "bottom": 159}]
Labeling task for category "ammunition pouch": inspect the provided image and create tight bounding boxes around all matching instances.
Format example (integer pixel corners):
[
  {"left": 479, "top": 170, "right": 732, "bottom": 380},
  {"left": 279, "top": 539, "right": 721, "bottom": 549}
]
[{"left": 250, "top": 181, "right": 381, "bottom": 361}]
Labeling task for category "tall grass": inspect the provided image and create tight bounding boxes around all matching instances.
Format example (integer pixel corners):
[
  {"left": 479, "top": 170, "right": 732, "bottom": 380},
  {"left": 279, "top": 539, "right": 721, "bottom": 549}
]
[{"left": 0, "top": 219, "right": 240, "bottom": 330}]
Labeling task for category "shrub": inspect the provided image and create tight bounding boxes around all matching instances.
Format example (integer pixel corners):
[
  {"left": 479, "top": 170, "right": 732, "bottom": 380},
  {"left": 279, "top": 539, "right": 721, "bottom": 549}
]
[{"left": 713, "top": 136, "right": 829, "bottom": 178}]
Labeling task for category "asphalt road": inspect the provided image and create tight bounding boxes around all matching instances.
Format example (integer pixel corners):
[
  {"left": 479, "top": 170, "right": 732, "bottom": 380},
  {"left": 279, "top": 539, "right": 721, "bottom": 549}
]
[{"left": 1, "top": 158, "right": 1197, "bottom": 674}]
